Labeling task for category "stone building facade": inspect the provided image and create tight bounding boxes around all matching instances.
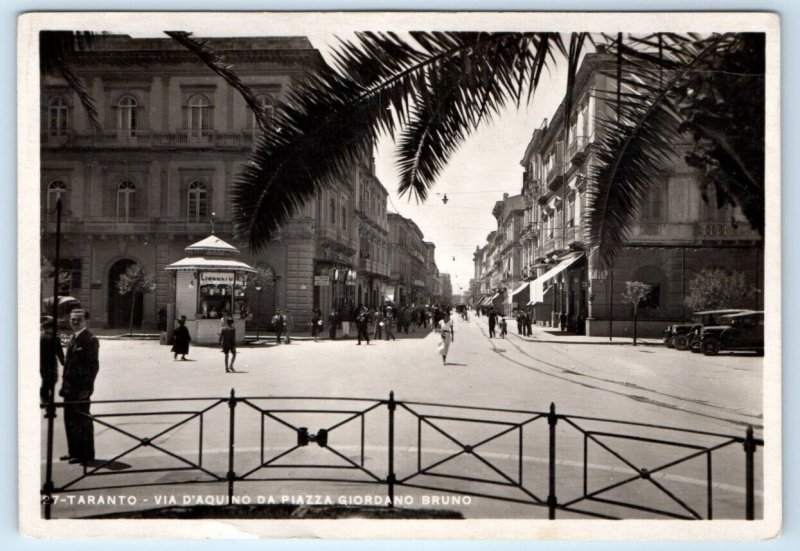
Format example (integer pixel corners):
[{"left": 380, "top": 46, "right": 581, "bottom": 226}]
[
  {"left": 475, "top": 52, "right": 763, "bottom": 337},
  {"left": 40, "top": 34, "right": 394, "bottom": 331}
]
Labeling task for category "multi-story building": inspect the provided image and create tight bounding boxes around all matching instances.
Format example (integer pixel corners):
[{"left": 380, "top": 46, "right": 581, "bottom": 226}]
[
  {"left": 387, "top": 213, "right": 433, "bottom": 306},
  {"left": 438, "top": 273, "right": 453, "bottom": 306},
  {"left": 40, "top": 34, "right": 379, "bottom": 330},
  {"left": 354, "top": 156, "right": 391, "bottom": 308},
  {"left": 515, "top": 52, "right": 763, "bottom": 336}
]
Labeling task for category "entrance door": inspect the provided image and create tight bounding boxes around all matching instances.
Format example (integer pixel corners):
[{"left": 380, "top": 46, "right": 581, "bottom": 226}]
[{"left": 108, "top": 258, "right": 144, "bottom": 328}]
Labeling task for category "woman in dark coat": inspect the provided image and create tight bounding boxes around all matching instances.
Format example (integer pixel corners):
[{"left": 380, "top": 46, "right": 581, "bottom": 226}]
[{"left": 171, "top": 316, "right": 191, "bottom": 360}]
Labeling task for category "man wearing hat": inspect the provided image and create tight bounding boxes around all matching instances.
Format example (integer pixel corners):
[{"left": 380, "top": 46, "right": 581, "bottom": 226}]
[
  {"left": 59, "top": 309, "right": 100, "bottom": 466},
  {"left": 40, "top": 315, "right": 64, "bottom": 405}
]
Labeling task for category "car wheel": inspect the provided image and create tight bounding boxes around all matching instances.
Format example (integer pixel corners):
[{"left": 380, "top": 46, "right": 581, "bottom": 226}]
[
  {"left": 690, "top": 342, "right": 701, "bottom": 354},
  {"left": 701, "top": 339, "right": 721, "bottom": 356},
  {"left": 673, "top": 335, "right": 689, "bottom": 351}
]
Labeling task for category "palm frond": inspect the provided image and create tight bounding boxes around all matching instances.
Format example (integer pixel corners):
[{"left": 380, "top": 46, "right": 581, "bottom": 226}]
[
  {"left": 39, "top": 31, "right": 100, "bottom": 131},
  {"left": 585, "top": 33, "right": 737, "bottom": 268},
  {"left": 233, "top": 31, "right": 562, "bottom": 250},
  {"left": 165, "top": 31, "right": 270, "bottom": 131}
]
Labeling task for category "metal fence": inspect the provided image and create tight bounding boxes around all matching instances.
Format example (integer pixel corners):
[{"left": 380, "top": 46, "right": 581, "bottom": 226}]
[{"left": 41, "top": 391, "right": 763, "bottom": 520}]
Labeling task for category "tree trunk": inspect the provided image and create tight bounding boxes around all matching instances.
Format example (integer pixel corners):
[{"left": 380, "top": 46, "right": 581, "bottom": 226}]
[{"left": 129, "top": 292, "right": 136, "bottom": 336}]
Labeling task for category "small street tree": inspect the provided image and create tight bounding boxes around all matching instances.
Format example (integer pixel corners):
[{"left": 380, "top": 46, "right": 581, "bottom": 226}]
[
  {"left": 621, "top": 281, "right": 653, "bottom": 346},
  {"left": 684, "top": 268, "right": 757, "bottom": 312},
  {"left": 116, "top": 263, "right": 156, "bottom": 336}
]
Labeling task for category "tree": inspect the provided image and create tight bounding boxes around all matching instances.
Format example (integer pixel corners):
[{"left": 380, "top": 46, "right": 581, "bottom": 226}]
[
  {"left": 115, "top": 263, "right": 156, "bottom": 336},
  {"left": 220, "top": 31, "right": 763, "bottom": 261},
  {"left": 684, "top": 268, "right": 757, "bottom": 312},
  {"left": 621, "top": 281, "right": 653, "bottom": 346}
]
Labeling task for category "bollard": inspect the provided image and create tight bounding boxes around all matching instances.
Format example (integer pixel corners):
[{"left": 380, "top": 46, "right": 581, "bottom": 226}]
[
  {"left": 227, "top": 389, "right": 237, "bottom": 505},
  {"left": 387, "top": 391, "right": 396, "bottom": 508},
  {"left": 744, "top": 425, "right": 756, "bottom": 520},
  {"left": 547, "top": 402, "right": 558, "bottom": 520}
]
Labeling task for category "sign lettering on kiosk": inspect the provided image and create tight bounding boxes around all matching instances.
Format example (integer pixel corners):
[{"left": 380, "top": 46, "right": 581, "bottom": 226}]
[
  {"left": 200, "top": 272, "right": 235, "bottom": 285},
  {"left": 314, "top": 276, "right": 330, "bottom": 286}
]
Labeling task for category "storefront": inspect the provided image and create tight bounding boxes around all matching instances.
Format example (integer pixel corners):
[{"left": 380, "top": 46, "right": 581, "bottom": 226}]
[{"left": 165, "top": 235, "right": 256, "bottom": 345}]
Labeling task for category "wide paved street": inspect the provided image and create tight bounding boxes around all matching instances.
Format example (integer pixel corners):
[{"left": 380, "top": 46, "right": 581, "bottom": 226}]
[{"left": 42, "top": 314, "right": 764, "bottom": 520}]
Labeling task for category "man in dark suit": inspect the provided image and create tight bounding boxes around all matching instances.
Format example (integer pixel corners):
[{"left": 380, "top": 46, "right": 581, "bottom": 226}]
[
  {"left": 488, "top": 309, "right": 498, "bottom": 338},
  {"left": 59, "top": 309, "right": 100, "bottom": 466}
]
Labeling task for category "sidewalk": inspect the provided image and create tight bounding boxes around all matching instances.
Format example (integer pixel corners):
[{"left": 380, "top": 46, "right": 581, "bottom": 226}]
[{"left": 470, "top": 315, "right": 663, "bottom": 346}]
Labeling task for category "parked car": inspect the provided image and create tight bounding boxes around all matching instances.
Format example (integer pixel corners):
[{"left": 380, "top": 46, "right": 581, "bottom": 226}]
[
  {"left": 680, "top": 309, "right": 752, "bottom": 353},
  {"left": 700, "top": 311, "right": 764, "bottom": 356},
  {"left": 663, "top": 323, "right": 696, "bottom": 349},
  {"left": 42, "top": 295, "right": 82, "bottom": 346}
]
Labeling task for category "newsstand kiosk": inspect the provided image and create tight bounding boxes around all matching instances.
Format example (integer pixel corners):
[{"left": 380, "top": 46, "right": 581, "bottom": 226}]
[{"left": 165, "top": 235, "right": 256, "bottom": 345}]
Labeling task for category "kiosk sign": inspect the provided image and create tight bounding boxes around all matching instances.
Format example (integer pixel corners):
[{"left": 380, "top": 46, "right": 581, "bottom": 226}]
[{"left": 200, "top": 272, "right": 235, "bottom": 285}]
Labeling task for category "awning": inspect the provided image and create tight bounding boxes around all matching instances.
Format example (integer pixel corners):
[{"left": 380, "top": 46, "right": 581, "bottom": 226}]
[
  {"left": 165, "top": 256, "right": 257, "bottom": 273},
  {"left": 528, "top": 253, "right": 584, "bottom": 305},
  {"left": 510, "top": 281, "right": 531, "bottom": 306}
]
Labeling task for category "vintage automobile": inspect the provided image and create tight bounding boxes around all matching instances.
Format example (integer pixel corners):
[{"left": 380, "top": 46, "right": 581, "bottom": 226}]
[
  {"left": 663, "top": 323, "right": 697, "bottom": 349},
  {"left": 699, "top": 311, "right": 764, "bottom": 356},
  {"left": 42, "top": 296, "right": 82, "bottom": 346},
  {"left": 677, "top": 309, "right": 752, "bottom": 353}
]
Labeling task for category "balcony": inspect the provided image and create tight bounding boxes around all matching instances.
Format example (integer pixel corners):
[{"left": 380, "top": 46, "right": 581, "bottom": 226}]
[
  {"left": 695, "top": 221, "right": 761, "bottom": 241},
  {"left": 42, "top": 130, "right": 256, "bottom": 149},
  {"left": 42, "top": 218, "right": 234, "bottom": 236},
  {"left": 567, "top": 135, "right": 590, "bottom": 165},
  {"left": 546, "top": 164, "right": 564, "bottom": 191}
]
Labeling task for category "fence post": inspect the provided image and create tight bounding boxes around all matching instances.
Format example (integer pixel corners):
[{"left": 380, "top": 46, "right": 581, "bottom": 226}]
[
  {"left": 387, "top": 390, "right": 396, "bottom": 508},
  {"left": 744, "top": 425, "right": 755, "bottom": 520},
  {"left": 42, "top": 400, "right": 57, "bottom": 520},
  {"left": 548, "top": 402, "right": 558, "bottom": 520},
  {"left": 227, "top": 388, "right": 237, "bottom": 506}
]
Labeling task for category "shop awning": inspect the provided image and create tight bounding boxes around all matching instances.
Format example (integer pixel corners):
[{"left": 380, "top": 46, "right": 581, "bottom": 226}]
[
  {"left": 528, "top": 253, "right": 584, "bottom": 305},
  {"left": 165, "top": 256, "right": 257, "bottom": 273},
  {"left": 510, "top": 281, "right": 531, "bottom": 306}
]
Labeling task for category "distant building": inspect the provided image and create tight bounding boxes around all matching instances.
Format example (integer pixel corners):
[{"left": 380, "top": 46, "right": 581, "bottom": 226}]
[
  {"left": 476, "top": 52, "right": 763, "bottom": 336},
  {"left": 387, "top": 213, "right": 437, "bottom": 306}
]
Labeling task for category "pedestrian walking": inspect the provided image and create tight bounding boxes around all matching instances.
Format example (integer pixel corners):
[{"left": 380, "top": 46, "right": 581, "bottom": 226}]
[
  {"left": 499, "top": 316, "right": 508, "bottom": 338},
  {"left": 356, "top": 307, "right": 371, "bottom": 345},
  {"left": 341, "top": 303, "right": 353, "bottom": 339},
  {"left": 40, "top": 316, "right": 64, "bottom": 405},
  {"left": 488, "top": 309, "right": 497, "bottom": 338},
  {"left": 284, "top": 310, "right": 294, "bottom": 344},
  {"left": 310, "top": 309, "right": 322, "bottom": 342},
  {"left": 59, "top": 309, "right": 99, "bottom": 466},
  {"left": 384, "top": 309, "right": 397, "bottom": 341},
  {"left": 157, "top": 307, "right": 167, "bottom": 333},
  {"left": 560, "top": 311, "right": 568, "bottom": 332},
  {"left": 436, "top": 314, "right": 454, "bottom": 365},
  {"left": 328, "top": 310, "right": 338, "bottom": 340},
  {"left": 219, "top": 318, "right": 237, "bottom": 373},
  {"left": 373, "top": 309, "right": 383, "bottom": 340},
  {"left": 515, "top": 310, "right": 523, "bottom": 335},
  {"left": 525, "top": 310, "right": 533, "bottom": 336},
  {"left": 171, "top": 315, "right": 191, "bottom": 360},
  {"left": 272, "top": 310, "right": 285, "bottom": 344}
]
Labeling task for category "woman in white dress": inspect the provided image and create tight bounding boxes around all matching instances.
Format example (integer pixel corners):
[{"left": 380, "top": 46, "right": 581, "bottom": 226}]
[{"left": 436, "top": 313, "right": 454, "bottom": 365}]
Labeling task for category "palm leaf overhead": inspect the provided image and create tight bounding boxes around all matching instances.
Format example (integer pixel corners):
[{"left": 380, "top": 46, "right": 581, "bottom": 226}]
[
  {"left": 584, "top": 32, "right": 761, "bottom": 268},
  {"left": 164, "top": 31, "right": 272, "bottom": 131},
  {"left": 39, "top": 31, "right": 101, "bottom": 131},
  {"left": 233, "top": 32, "right": 565, "bottom": 250}
]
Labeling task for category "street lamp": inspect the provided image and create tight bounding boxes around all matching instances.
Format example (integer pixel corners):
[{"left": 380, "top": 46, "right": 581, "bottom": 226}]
[{"left": 255, "top": 285, "right": 263, "bottom": 340}]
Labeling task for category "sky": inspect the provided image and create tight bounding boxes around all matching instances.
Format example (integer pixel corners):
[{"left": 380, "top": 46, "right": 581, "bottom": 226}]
[{"left": 306, "top": 32, "right": 571, "bottom": 298}]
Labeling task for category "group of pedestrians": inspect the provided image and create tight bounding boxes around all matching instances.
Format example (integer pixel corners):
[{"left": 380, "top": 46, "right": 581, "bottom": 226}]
[{"left": 485, "top": 308, "right": 508, "bottom": 339}]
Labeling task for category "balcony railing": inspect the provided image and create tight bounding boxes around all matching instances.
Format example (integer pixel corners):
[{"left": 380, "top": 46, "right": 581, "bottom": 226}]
[
  {"left": 567, "top": 135, "right": 590, "bottom": 164},
  {"left": 42, "top": 130, "right": 256, "bottom": 149},
  {"left": 42, "top": 218, "right": 233, "bottom": 235},
  {"left": 695, "top": 221, "right": 761, "bottom": 240}
]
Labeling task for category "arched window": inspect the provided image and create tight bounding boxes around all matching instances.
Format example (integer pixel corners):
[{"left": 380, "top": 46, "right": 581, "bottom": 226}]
[
  {"left": 188, "top": 94, "right": 211, "bottom": 137},
  {"left": 187, "top": 180, "right": 208, "bottom": 221},
  {"left": 116, "top": 180, "right": 137, "bottom": 222},
  {"left": 250, "top": 94, "right": 274, "bottom": 136},
  {"left": 48, "top": 97, "right": 69, "bottom": 136},
  {"left": 117, "top": 95, "right": 138, "bottom": 138},
  {"left": 47, "top": 180, "right": 67, "bottom": 211}
]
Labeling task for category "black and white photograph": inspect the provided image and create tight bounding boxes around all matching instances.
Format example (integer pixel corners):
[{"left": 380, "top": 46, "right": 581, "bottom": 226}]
[{"left": 18, "top": 11, "right": 780, "bottom": 540}]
